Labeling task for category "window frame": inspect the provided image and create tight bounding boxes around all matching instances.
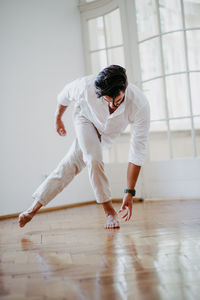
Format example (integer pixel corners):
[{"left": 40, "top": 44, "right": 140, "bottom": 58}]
[
  {"left": 134, "top": 0, "right": 200, "bottom": 160},
  {"left": 79, "top": 0, "right": 136, "bottom": 82},
  {"left": 79, "top": 0, "right": 200, "bottom": 162}
]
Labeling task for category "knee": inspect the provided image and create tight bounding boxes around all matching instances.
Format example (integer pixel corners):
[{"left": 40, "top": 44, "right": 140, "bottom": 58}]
[
  {"left": 83, "top": 148, "right": 101, "bottom": 162},
  {"left": 84, "top": 157, "right": 103, "bottom": 170},
  {"left": 53, "top": 159, "right": 83, "bottom": 179}
]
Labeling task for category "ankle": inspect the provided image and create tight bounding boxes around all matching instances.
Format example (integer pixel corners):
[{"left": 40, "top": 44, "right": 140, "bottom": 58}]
[
  {"left": 26, "top": 208, "right": 37, "bottom": 215},
  {"left": 27, "top": 201, "right": 42, "bottom": 214},
  {"left": 105, "top": 207, "right": 116, "bottom": 217},
  {"left": 102, "top": 201, "right": 116, "bottom": 216}
]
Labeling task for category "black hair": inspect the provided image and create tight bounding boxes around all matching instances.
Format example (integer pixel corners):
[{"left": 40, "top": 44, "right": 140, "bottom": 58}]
[{"left": 94, "top": 65, "right": 128, "bottom": 99}]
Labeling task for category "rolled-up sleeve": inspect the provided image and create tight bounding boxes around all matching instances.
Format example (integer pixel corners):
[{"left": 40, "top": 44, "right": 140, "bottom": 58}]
[
  {"left": 128, "top": 101, "right": 150, "bottom": 166},
  {"left": 57, "top": 78, "right": 82, "bottom": 107}
]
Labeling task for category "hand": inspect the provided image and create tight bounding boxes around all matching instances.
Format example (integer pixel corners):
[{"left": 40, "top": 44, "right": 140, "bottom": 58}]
[
  {"left": 118, "top": 193, "right": 133, "bottom": 221},
  {"left": 55, "top": 119, "right": 66, "bottom": 136}
]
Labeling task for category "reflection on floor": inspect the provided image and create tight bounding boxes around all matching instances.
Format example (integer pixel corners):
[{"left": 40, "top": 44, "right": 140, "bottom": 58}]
[{"left": 0, "top": 200, "right": 200, "bottom": 299}]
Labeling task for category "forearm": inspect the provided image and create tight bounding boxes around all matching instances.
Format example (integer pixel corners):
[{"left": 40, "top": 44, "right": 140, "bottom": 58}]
[
  {"left": 127, "top": 162, "right": 141, "bottom": 189},
  {"left": 55, "top": 104, "right": 67, "bottom": 120}
]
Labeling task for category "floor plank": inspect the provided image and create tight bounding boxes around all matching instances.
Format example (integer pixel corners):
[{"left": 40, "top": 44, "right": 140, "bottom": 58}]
[{"left": 1, "top": 200, "right": 200, "bottom": 299}]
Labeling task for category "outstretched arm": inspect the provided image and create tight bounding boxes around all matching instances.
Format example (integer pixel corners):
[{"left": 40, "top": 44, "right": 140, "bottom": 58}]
[
  {"left": 55, "top": 104, "right": 67, "bottom": 136},
  {"left": 118, "top": 163, "right": 141, "bottom": 221},
  {"left": 118, "top": 101, "right": 150, "bottom": 221}
]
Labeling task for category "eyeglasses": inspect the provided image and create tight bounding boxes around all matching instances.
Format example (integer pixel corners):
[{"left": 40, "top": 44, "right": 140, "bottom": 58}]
[{"left": 103, "top": 96, "right": 125, "bottom": 107}]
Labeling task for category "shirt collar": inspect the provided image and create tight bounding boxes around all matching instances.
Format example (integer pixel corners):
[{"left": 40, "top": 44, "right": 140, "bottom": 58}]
[{"left": 108, "top": 90, "right": 127, "bottom": 118}]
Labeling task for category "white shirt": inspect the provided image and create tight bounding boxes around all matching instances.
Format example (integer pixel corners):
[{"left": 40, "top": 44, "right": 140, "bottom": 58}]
[{"left": 57, "top": 74, "right": 150, "bottom": 166}]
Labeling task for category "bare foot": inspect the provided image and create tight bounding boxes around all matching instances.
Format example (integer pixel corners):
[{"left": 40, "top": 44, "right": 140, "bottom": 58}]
[
  {"left": 102, "top": 200, "right": 120, "bottom": 229},
  {"left": 18, "top": 211, "right": 35, "bottom": 228},
  {"left": 104, "top": 213, "right": 120, "bottom": 229},
  {"left": 18, "top": 200, "right": 42, "bottom": 228}
]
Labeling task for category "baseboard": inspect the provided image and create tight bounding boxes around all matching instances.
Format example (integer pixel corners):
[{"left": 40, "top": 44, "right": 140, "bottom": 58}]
[{"left": 0, "top": 198, "right": 144, "bottom": 220}]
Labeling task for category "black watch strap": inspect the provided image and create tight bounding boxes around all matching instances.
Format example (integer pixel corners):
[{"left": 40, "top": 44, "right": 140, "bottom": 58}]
[{"left": 124, "top": 189, "right": 136, "bottom": 196}]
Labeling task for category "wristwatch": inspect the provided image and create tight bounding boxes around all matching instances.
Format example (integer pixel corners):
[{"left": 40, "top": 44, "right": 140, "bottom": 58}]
[{"left": 124, "top": 189, "right": 136, "bottom": 197}]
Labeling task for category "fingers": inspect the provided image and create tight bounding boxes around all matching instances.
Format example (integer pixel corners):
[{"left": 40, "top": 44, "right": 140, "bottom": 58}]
[
  {"left": 118, "top": 204, "right": 126, "bottom": 214},
  {"left": 118, "top": 195, "right": 133, "bottom": 221},
  {"left": 119, "top": 206, "right": 132, "bottom": 222},
  {"left": 122, "top": 212, "right": 128, "bottom": 219},
  {"left": 122, "top": 207, "right": 130, "bottom": 222},
  {"left": 125, "top": 207, "right": 131, "bottom": 222}
]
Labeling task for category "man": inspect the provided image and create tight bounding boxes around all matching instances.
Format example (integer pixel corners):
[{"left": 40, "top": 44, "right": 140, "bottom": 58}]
[{"left": 18, "top": 65, "right": 150, "bottom": 229}]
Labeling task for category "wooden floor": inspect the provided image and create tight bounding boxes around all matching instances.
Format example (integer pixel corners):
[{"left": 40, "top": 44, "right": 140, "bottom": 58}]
[{"left": 0, "top": 200, "right": 200, "bottom": 300}]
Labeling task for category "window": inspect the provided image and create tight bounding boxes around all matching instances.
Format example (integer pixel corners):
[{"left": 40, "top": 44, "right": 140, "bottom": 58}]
[
  {"left": 79, "top": 0, "right": 132, "bottom": 163},
  {"left": 79, "top": 0, "right": 200, "bottom": 163},
  {"left": 87, "top": 8, "right": 125, "bottom": 74},
  {"left": 135, "top": 0, "right": 200, "bottom": 160}
]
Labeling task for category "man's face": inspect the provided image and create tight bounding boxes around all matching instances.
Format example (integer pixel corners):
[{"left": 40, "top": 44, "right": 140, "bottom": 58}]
[{"left": 103, "top": 91, "right": 125, "bottom": 109}]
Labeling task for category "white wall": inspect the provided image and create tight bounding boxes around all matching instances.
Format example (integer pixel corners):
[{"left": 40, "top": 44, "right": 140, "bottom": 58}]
[
  {"left": 105, "top": 163, "right": 142, "bottom": 199},
  {"left": 0, "top": 0, "right": 96, "bottom": 215},
  {"left": 143, "top": 158, "right": 200, "bottom": 199},
  {"left": 0, "top": 0, "right": 143, "bottom": 216}
]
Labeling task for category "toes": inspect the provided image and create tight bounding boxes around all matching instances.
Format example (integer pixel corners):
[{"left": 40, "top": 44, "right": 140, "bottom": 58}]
[
  {"left": 113, "top": 221, "right": 120, "bottom": 228},
  {"left": 18, "top": 217, "right": 24, "bottom": 225},
  {"left": 105, "top": 223, "right": 111, "bottom": 229},
  {"left": 105, "top": 214, "right": 121, "bottom": 229},
  {"left": 19, "top": 219, "right": 25, "bottom": 227},
  {"left": 105, "top": 222, "right": 120, "bottom": 229},
  {"left": 18, "top": 213, "right": 32, "bottom": 228}
]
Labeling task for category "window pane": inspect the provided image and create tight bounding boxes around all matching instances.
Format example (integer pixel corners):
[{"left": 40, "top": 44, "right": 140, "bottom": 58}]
[
  {"left": 150, "top": 121, "right": 168, "bottom": 132},
  {"left": 143, "top": 79, "right": 166, "bottom": 120},
  {"left": 194, "top": 117, "right": 200, "bottom": 156},
  {"left": 135, "top": 0, "right": 158, "bottom": 41},
  {"left": 166, "top": 74, "right": 190, "bottom": 118},
  {"left": 107, "top": 47, "right": 125, "bottom": 67},
  {"left": 162, "top": 32, "right": 186, "bottom": 74},
  {"left": 149, "top": 121, "right": 169, "bottom": 160},
  {"left": 159, "top": 0, "right": 183, "bottom": 33},
  {"left": 170, "top": 118, "right": 193, "bottom": 158},
  {"left": 183, "top": 0, "right": 200, "bottom": 28},
  {"left": 139, "top": 38, "right": 162, "bottom": 80},
  {"left": 190, "top": 72, "right": 200, "bottom": 115},
  {"left": 88, "top": 17, "right": 105, "bottom": 51},
  {"left": 90, "top": 50, "right": 107, "bottom": 74},
  {"left": 187, "top": 30, "right": 200, "bottom": 70},
  {"left": 104, "top": 9, "right": 123, "bottom": 47}
]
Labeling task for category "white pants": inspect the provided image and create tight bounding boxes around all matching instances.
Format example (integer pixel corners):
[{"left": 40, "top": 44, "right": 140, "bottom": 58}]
[{"left": 32, "top": 112, "right": 111, "bottom": 206}]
